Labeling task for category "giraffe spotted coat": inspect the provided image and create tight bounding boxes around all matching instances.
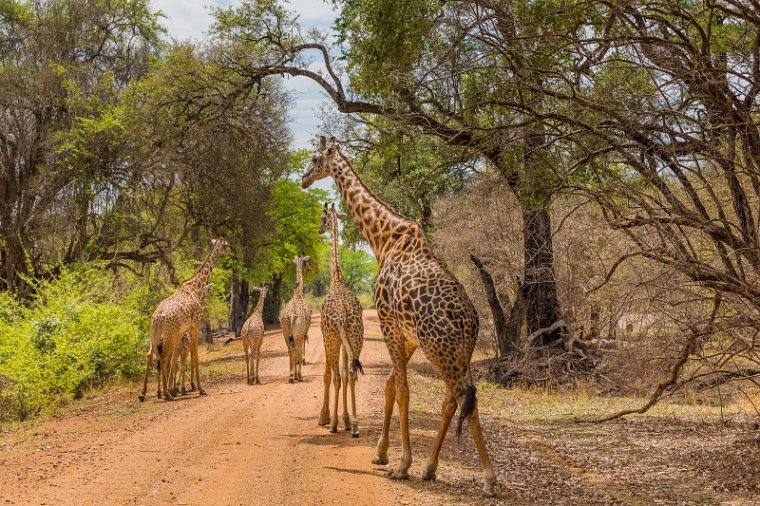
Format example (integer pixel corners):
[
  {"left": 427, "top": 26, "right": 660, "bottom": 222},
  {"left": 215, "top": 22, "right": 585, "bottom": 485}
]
[
  {"left": 317, "top": 203, "right": 364, "bottom": 437},
  {"left": 279, "top": 255, "right": 312, "bottom": 383},
  {"left": 301, "top": 136, "right": 496, "bottom": 497}
]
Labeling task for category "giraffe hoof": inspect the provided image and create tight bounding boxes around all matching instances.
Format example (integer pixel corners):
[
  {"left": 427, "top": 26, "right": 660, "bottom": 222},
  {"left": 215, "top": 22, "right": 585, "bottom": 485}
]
[
  {"left": 388, "top": 471, "right": 409, "bottom": 481},
  {"left": 372, "top": 456, "right": 388, "bottom": 465},
  {"left": 318, "top": 417, "right": 330, "bottom": 427},
  {"left": 351, "top": 431, "right": 360, "bottom": 439},
  {"left": 422, "top": 468, "right": 437, "bottom": 481},
  {"left": 138, "top": 394, "right": 145, "bottom": 402},
  {"left": 483, "top": 482, "right": 497, "bottom": 497},
  {"left": 198, "top": 389, "right": 207, "bottom": 396},
  {"left": 164, "top": 394, "right": 174, "bottom": 401},
  {"left": 330, "top": 426, "right": 338, "bottom": 433},
  {"left": 288, "top": 378, "right": 295, "bottom": 384}
]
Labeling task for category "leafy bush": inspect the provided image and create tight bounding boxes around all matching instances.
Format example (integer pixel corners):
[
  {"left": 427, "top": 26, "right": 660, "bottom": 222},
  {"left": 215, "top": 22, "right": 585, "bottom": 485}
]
[{"left": 0, "top": 265, "right": 151, "bottom": 421}]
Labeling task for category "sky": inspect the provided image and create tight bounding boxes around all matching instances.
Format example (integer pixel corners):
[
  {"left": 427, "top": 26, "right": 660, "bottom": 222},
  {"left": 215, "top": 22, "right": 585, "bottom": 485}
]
[{"left": 150, "top": 0, "right": 340, "bottom": 152}]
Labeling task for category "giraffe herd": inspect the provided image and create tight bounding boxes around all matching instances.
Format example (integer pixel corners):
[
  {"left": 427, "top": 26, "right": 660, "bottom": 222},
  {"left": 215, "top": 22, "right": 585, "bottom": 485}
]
[{"left": 137, "top": 136, "right": 497, "bottom": 497}]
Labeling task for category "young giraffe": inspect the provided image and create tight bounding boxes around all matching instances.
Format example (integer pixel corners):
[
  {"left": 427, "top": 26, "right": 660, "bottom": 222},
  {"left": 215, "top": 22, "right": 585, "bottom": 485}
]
[
  {"left": 302, "top": 136, "right": 497, "bottom": 496},
  {"left": 318, "top": 203, "right": 365, "bottom": 437},
  {"left": 279, "top": 255, "right": 312, "bottom": 383},
  {"left": 240, "top": 285, "right": 268, "bottom": 385},
  {"left": 139, "top": 238, "right": 233, "bottom": 401}
]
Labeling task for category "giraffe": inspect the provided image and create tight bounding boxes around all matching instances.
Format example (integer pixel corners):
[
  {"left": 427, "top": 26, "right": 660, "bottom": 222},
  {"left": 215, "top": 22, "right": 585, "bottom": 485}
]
[
  {"left": 138, "top": 238, "right": 233, "bottom": 402},
  {"left": 317, "top": 203, "right": 365, "bottom": 437},
  {"left": 302, "top": 136, "right": 497, "bottom": 496},
  {"left": 176, "top": 282, "right": 214, "bottom": 395},
  {"left": 240, "top": 285, "right": 268, "bottom": 385},
  {"left": 279, "top": 255, "right": 312, "bottom": 383}
]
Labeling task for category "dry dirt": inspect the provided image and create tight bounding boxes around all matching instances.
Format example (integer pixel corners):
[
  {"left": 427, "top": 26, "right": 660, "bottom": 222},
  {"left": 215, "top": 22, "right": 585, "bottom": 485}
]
[{"left": 1, "top": 310, "right": 760, "bottom": 505}]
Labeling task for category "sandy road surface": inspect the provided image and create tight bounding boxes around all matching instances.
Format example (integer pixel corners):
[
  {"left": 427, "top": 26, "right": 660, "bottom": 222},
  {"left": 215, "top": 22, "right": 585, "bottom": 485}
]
[{"left": 0, "top": 311, "right": 431, "bottom": 506}]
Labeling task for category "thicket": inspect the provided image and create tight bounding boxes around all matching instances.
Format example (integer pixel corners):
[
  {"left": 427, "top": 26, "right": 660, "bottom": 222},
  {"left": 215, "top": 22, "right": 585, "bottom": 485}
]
[{"left": 0, "top": 266, "right": 159, "bottom": 421}]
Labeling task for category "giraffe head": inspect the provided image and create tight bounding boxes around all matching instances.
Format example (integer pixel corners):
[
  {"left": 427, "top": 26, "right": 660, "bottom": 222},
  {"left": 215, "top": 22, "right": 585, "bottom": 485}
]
[
  {"left": 252, "top": 285, "right": 268, "bottom": 300},
  {"left": 293, "top": 255, "right": 311, "bottom": 270},
  {"left": 302, "top": 135, "right": 338, "bottom": 188},
  {"left": 319, "top": 202, "right": 338, "bottom": 234},
  {"left": 212, "top": 236, "right": 234, "bottom": 257}
]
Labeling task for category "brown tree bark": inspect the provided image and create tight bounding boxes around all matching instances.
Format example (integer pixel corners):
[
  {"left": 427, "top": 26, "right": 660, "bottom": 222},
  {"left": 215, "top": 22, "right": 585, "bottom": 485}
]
[{"left": 522, "top": 208, "right": 564, "bottom": 346}]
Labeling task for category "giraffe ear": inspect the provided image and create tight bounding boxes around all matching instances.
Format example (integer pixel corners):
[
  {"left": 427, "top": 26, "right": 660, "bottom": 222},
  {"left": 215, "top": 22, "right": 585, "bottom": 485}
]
[{"left": 318, "top": 135, "right": 327, "bottom": 149}]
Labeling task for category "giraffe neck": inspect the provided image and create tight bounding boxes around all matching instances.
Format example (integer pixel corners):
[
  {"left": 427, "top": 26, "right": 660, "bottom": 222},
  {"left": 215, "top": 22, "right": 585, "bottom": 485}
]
[
  {"left": 253, "top": 292, "right": 266, "bottom": 314},
  {"left": 182, "top": 245, "right": 219, "bottom": 296},
  {"left": 329, "top": 215, "right": 345, "bottom": 285},
  {"left": 331, "top": 153, "right": 412, "bottom": 258},
  {"left": 294, "top": 262, "right": 305, "bottom": 298}
]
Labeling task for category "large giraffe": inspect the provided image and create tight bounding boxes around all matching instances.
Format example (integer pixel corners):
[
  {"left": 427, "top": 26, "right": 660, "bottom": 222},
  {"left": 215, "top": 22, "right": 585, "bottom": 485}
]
[
  {"left": 138, "top": 238, "right": 233, "bottom": 402},
  {"left": 279, "top": 255, "right": 312, "bottom": 383},
  {"left": 240, "top": 285, "right": 268, "bottom": 385},
  {"left": 302, "top": 136, "right": 496, "bottom": 496},
  {"left": 318, "top": 203, "right": 365, "bottom": 437}
]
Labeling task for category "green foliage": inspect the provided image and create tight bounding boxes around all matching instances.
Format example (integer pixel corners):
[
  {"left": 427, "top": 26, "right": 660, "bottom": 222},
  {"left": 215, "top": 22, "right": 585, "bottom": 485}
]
[
  {"left": 0, "top": 266, "right": 152, "bottom": 422},
  {"left": 258, "top": 174, "right": 328, "bottom": 282}
]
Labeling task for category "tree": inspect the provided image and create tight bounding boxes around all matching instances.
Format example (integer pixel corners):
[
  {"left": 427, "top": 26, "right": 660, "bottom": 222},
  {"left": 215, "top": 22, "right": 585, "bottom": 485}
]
[
  {"left": 0, "top": 0, "right": 163, "bottom": 294},
  {"left": 210, "top": 0, "right": 584, "bottom": 347}
]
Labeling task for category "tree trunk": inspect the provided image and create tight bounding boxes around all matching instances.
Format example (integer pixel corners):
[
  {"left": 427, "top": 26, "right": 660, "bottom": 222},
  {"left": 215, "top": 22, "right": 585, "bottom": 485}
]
[
  {"left": 506, "top": 279, "right": 527, "bottom": 350},
  {"left": 264, "top": 274, "right": 283, "bottom": 326},
  {"left": 470, "top": 254, "right": 515, "bottom": 357},
  {"left": 228, "top": 275, "right": 250, "bottom": 337},
  {"left": 201, "top": 318, "right": 213, "bottom": 343},
  {"left": 522, "top": 207, "right": 564, "bottom": 346}
]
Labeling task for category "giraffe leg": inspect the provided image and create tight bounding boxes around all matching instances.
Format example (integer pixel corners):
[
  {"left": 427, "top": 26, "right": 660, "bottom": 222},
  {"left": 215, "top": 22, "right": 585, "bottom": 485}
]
[
  {"left": 243, "top": 342, "right": 251, "bottom": 385},
  {"left": 297, "top": 334, "right": 305, "bottom": 381},
  {"left": 254, "top": 340, "right": 261, "bottom": 384},
  {"left": 301, "top": 334, "right": 307, "bottom": 365},
  {"left": 340, "top": 346, "right": 351, "bottom": 431},
  {"left": 287, "top": 337, "right": 296, "bottom": 383},
  {"left": 329, "top": 356, "right": 341, "bottom": 433},
  {"left": 161, "top": 350, "right": 173, "bottom": 401},
  {"left": 372, "top": 371, "right": 395, "bottom": 465},
  {"left": 348, "top": 353, "right": 359, "bottom": 438},
  {"left": 162, "top": 338, "right": 177, "bottom": 401},
  {"left": 155, "top": 355, "right": 162, "bottom": 399},
  {"left": 318, "top": 342, "right": 332, "bottom": 426},
  {"left": 191, "top": 330, "right": 206, "bottom": 396},
  {"left": 389, "top": 363, "right": 412, "bottom": 480},
  {"left": 422, "top": 393, "right": 457, "bottom": 481},
  {"left": 139, "top": 351, "right": 153, "bottom": 402},
  {"left": 467, "top": 402, "right": 497, "bottom": 496},
  {"left": 180, "top": 343, "right": 189, "bottom": 395}
]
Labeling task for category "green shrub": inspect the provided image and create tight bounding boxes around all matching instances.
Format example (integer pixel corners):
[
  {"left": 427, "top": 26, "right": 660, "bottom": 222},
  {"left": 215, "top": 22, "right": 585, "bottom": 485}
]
[{"left": 0, "top": 265, "right": 151, "bottom": 421}]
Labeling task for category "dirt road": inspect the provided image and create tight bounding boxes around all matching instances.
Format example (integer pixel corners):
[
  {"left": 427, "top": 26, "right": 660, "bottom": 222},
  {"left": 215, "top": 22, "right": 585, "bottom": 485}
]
[
  {"left": 3, "top": 310, "right": 760, "bottom": 505},
  {"left": 0, "top": 311, "right": 437, "bottom": 506}
]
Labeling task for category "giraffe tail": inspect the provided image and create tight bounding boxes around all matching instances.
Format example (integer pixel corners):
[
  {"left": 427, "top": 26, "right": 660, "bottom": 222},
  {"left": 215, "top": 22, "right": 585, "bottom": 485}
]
[
  {"left": 337, "top": 322, "right": 363, "bottom": 376},
  {"left": 456, "top": 383, "right": 477, "bottom": 440}
]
